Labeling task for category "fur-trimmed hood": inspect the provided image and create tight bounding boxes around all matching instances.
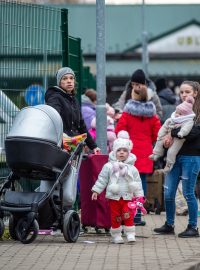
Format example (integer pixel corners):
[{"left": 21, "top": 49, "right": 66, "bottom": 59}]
[{"left": 124, "top": 99, "right": 156, "bottom": 118}]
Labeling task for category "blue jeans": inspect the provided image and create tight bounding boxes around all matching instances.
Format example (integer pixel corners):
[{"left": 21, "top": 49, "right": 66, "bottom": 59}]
[{"left": 164, "top": 155, "right": 200, "bottom": 228}]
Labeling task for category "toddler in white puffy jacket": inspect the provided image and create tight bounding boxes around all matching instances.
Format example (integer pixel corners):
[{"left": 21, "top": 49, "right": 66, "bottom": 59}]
[{"left": 91, "top": 131, "right": 144, "bottom": 244}]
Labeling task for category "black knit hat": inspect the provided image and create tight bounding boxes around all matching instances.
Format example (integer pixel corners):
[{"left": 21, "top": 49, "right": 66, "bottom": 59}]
[{"left": 131, "top": 69, "right": 146, "bottom": 85}]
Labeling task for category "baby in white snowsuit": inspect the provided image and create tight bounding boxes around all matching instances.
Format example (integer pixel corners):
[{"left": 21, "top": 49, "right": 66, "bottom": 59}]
[
  {"left": 149, "top": 96, "right": 195, "bottom": 172},
  {"left": 91, "top": 131, "right": 144, "bottom": 244}
]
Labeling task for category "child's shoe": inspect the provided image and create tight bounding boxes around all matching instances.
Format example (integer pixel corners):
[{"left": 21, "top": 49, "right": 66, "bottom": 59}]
[
  {"left": 124, "top": 226, "right": 136, "bottom": 242},
  {"left": 110, "top": 227, "right": 124, "bottom": 244},
  {"left": 127, "top": 233, "right": 136, "bottom": 242},
  {"left": 135, "top": 221, "right": 146, "bottom": 226},
  {"left": 134, "top": 209, "right": 146, "bottom": 226},
  {"left": 149, "top": 154, "right": 160, "bottom": 161}
]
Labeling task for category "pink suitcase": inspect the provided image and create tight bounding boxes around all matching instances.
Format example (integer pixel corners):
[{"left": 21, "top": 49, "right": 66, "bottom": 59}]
[{"left": 80, "top": 154, "right": 111, "bottom": 232}]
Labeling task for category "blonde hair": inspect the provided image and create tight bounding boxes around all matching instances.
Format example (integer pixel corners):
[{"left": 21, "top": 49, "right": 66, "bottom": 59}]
[
  {"left": 132, "top": 85, "right": 148, "bottom": 102},
  {"left": 181, "top": 81, "right": 200, "bottom": 124}
]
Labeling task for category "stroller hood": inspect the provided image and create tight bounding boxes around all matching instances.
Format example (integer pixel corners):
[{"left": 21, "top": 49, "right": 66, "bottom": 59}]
[{"left": 6, "top": 104, "right": 63, "bottom": 147}]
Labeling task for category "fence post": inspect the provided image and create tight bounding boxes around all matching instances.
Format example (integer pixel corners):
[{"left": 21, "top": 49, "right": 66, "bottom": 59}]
[
  {"left": 96, "top": 0, "right": 107, "bottom": 154},
  {"left": 61, "top": 8, "right": 69, "bottom": 67},
  {"left": 77, "top": 38, "right": 82, "bottom": 104}
]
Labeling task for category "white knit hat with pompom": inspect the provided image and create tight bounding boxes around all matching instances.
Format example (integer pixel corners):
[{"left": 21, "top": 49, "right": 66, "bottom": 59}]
[{"left": 113, "top": 130, "right": 133, "bottom": 155}]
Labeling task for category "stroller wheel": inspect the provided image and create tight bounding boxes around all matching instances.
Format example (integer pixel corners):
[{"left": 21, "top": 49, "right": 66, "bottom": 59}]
[
  {"left": 63, "top": 210, "right": 80, "bottom": 243},
  {"left": 9, "top": 215, "right": 19, "bottom": 240},
  {"left": 16, "top": 218, "right": 39, "bottom": 244},
  {"left": 0, "top": 218, "right": 5, "bottom": 239}
]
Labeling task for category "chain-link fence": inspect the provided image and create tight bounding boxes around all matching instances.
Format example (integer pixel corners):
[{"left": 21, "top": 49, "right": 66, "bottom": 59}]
[
  {"left": 0, "top": 1, "right": 96, "bottom": 190},
  {"left": 0, "top": 1, "right": 64, "bottom": 189}
]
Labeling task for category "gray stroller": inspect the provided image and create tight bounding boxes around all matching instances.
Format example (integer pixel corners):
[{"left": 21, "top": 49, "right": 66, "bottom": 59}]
[{"left": 0, "top": 105, "right": 85, "bottom": 244}]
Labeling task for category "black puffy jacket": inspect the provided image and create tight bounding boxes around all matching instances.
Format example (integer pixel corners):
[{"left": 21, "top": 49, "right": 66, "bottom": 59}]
[{"left": 45, "top": 86, "right": 97, "bottom": 150}]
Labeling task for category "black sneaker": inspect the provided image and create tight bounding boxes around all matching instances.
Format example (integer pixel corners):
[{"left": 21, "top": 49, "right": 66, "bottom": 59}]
[
  {"left": 154, "top": 222, "right": 175, "bottom": 234},
  {"left": 178, "top": 225, "right": 199, "bottom": 238},
  {"left": 135, "top": 221, "right": 146, "bottom": 226}
]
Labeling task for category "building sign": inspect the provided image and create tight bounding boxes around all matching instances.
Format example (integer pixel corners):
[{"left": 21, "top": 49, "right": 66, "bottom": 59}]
[{"left": 136, "top": 24, "right": 200, "bottom": 54}]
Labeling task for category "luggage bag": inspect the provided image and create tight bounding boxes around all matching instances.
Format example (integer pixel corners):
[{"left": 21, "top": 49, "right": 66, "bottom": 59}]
[
  {"left": 79, "top": 154, "right": 111, "bottom": 233},
  {"left": 145, "top": 169, "right": 165, "bottom": 214}
]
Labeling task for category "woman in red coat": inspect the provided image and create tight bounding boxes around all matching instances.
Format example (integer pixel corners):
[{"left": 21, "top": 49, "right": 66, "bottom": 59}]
[{"left": 115, "top": 70, "right": 161, "bottom": 196}]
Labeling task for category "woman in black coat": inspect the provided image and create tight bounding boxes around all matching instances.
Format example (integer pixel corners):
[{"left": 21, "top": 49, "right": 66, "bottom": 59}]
[
  {"left": 40, "top": 67, "right": 100, "bottom": 208},
  {"left": 45, "top": 67, "right": 100, "bottom": 153}
]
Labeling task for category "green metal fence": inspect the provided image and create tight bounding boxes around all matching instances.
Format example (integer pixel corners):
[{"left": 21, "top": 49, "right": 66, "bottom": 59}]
[
  {"left": 0, "top": 1, "right": 64, "bottom": 187},
  {"left": 0, "top": 1, "right": 96, "bottom": 190},
  {"left": 83, "top": 66, "right": 96, "bottom": 90}
]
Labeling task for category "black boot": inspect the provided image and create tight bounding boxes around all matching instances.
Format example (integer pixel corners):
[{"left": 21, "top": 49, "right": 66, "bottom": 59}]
[
  {"left": 178, "top": 225, "right": 199, "bottom": 238},
  {"left": 154, "top": 222, "right": 175, "bottom": 234}
]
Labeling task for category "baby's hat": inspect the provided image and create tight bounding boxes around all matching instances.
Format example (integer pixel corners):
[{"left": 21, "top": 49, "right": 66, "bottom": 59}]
[
  {"left": 113, "top": 131, "right": 133, "bottom": 155},
  {"left": 176, "top": 96, "right": 195, "bottom": 115}
]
